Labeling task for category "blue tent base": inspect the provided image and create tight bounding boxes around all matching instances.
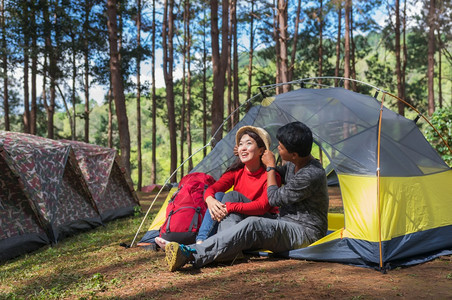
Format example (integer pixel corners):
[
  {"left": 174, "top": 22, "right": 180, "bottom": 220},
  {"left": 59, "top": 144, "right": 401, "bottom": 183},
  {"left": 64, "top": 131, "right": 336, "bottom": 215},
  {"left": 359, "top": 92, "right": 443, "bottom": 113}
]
[{"left": 277, "top": 225, "right": 452, "bottom": 272}]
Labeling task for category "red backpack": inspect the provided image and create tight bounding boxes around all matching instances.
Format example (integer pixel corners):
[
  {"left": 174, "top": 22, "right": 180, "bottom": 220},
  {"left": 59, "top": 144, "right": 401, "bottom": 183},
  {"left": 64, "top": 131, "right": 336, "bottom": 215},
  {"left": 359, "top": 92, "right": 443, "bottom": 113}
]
[{"left": 160, "top": 172, "right": 216, "bottom": 245}]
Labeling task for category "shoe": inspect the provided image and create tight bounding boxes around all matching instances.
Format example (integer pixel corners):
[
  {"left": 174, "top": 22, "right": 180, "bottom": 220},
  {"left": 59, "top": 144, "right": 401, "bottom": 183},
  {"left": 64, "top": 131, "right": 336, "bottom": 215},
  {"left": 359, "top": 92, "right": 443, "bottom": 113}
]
[
  {"left": 165, "top": 242, "right": 195, "bottom": 272},
  {"left": 155, "top": 237, "right": 169, "bottom": 251}
]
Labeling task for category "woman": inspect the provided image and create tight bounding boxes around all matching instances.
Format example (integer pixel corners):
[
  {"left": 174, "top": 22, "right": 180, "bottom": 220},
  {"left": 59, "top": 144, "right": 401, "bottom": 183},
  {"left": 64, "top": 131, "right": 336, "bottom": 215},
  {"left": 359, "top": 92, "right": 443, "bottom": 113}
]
[
  {"left": 155, "top": 125, "right": 281, "bottom": 249},
  {"left": 195, "top": 125, "right": 282, "bottom": 243}
]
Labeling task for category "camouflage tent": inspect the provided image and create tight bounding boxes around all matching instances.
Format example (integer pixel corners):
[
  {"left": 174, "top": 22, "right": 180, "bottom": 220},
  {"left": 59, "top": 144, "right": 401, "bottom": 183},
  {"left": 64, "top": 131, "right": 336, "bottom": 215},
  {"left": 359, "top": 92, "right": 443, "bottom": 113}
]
[
  {"left": 61, "top": 140, "right": 139, "bottom": 222},
  {"left": 0, "top": 145, "right": 50, "bottom": 261},
  {"left": 0, "top": 132, "right": 106, "bottom": 261}
]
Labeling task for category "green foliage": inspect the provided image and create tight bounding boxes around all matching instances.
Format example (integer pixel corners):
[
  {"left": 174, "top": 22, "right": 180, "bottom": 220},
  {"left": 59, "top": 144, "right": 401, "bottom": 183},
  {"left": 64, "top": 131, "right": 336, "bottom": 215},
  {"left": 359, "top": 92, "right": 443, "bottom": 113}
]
[{"left": 424, "top": 108, "right": 452, "bottom": 166}]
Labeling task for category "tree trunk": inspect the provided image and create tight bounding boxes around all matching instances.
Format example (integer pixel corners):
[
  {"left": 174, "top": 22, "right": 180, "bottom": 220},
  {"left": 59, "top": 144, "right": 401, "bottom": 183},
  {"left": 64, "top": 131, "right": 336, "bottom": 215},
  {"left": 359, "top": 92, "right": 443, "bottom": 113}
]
[
  {"left": 278, "top": 0, "right": 289, "bottom": 93},
  {"left": 71, "top": 32, "right": 77, "bottom": 140},
  {"left": 162, "top": 0, "right": 177, "bottom": 181},
  {"left": 30, "top": 3, "right": 37, "bottom": 135},
  {"left": 227, "top": 0, "right": 232, "bottom": 131},
  {"left": 273, "top": 0, "right": 281, "bottom": 94},
  {"left": 437, "top": 29, "right": 442, "bottom": 109},
  {"left": 151, "top": 0, "right": 157, "bottom": 183},
  {"left": 335, "top": 1, "right": 342, "bottom": 87},
  {"left": 42, "top": 55, "right": 48, "bottom": 134},
  {"left": 107, "top": 0, "right": 131, "bottom": 173},
  {"left": 43, "top": 1, "right": 55, "bottom": 139},
  {"left": 180, "top": 1, "right": 187, "bottom": 178},
  {"left": 402, "top": 0, "right": 407, "bottom": 102},
  {"left": 23, "top": 2, "right": 30, "bottom": 134},
  {"left": 232, "top": 0, "right": 239, "bottom": 127},
  {"left": 202, "top": 7, "right": 208, "bottom": 157},
  {"left": 84, "top": 0, "right": 92, "bottom": 142},
  {"left": 350, "top": 5, "right": 357, "bottom": 91},
  {"left": 427, "top": 0, "right": 435, "bottom": 116},
  {"left": 108, "top": 81, "right": 113, "bottom": 148},
  {"left": 395, "top": 0, "right": 405, "bottom": 116},
  {"left": 318, "top": 0, "right": 323, "bottom": 85},
  {"left": 1, "top": 0, "right": 9, "bottom": 131},
  {"left": 289, "top": 0, "right": 301, "bottom": 83},
  {"left": 344, "top": 0, "right": 351, "bottom": 90},
  {"left": 246, "top": 1, "right": 255, "bottom": 107},
  {"left": 136, "top": 0, "right": 142, "bottom": 190},
  {"left": 185, "top": 0, "right": 193, "bottom": 171},
  {"left": 210, "top": 0, "right": 229, "bottom": 147}
]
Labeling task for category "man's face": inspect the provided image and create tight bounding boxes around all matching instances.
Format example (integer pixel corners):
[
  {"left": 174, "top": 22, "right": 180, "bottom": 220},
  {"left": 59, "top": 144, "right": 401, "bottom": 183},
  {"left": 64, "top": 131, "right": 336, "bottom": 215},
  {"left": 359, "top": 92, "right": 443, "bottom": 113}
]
[{"left": 277, "top": 142, "right": 291, "bottom": 161}]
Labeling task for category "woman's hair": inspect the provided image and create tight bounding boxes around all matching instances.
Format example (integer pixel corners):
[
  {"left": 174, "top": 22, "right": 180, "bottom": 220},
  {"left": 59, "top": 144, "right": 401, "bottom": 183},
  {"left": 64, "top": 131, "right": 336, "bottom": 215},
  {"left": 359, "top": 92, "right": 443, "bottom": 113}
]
[{"left": 225, "top": 130, "right": 266, "bottom": 173}]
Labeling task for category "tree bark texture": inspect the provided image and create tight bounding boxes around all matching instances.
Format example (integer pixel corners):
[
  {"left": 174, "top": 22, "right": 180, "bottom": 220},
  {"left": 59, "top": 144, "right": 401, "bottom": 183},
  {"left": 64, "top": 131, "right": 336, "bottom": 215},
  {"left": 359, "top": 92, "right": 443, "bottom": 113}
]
[
  {"left": 289, "top": 0, "right": 301, "bottom": 83},
  {"left": 344, "top": 0, "right": 351, "bottom": 90},
  {"left": 136, "top": 0, "right": 142, "bottom": 190},
  {"left": 395, "top": 0, "right": 405, "bottom": 116},
  {"left": 1, "top": 0, "right": 9, "bottom": 131},
  {"left": 151, "top": 0, "right": 157, "bottom": 183},
  {"left": 162, "top": 0, "right": 177, "bottom": 181},
  {"left": 427, "top": 0, "right": 435, "bottom": 116},
  {"left": 278, "top": 0, "right": 289, "bottom": 93},
  {"left": 107, "top": 0, "right": 131, "bottom": 173},
  {"left": 210, "top": 0, "right": 229, "bottom": 147},
  {"left": 335, "top": 1, "right": 342, "bottom": 87}
]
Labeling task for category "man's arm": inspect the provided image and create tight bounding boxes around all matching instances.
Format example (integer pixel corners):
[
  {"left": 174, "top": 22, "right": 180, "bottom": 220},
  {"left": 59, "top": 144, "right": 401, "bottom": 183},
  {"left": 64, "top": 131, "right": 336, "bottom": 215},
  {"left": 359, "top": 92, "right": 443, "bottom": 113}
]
[{"left": 261, "top": 150, "right": 278, "bottom": 187}]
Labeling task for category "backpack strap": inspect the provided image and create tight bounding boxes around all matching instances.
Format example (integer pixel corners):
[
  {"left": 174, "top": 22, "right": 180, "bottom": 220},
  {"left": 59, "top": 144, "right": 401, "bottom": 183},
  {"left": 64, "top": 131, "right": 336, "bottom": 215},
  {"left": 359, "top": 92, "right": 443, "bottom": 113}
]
[
  {"left": 188, "top": 207, "right": 202, "bottom": 231},
  {"left": 165, "top": 210, "right": 174, "bottom": 233}
]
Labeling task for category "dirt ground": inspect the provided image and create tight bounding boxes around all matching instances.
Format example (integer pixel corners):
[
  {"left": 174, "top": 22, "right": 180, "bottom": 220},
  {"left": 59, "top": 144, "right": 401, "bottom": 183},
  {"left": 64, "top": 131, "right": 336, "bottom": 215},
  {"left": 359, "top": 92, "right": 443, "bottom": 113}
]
[{"left": 115, "top": 189, "right": 452, "bottom": 299}]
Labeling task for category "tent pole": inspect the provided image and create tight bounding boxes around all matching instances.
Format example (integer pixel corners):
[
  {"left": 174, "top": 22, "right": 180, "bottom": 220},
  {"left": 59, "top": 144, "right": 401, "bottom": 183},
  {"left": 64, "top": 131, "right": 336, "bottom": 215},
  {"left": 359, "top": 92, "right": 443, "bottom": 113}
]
[
  {"left": 384, "top": 91, "right": 452, "bottom": 154},
  {"left": 377, "top": 94, "right": 386, "bottom": 272}
]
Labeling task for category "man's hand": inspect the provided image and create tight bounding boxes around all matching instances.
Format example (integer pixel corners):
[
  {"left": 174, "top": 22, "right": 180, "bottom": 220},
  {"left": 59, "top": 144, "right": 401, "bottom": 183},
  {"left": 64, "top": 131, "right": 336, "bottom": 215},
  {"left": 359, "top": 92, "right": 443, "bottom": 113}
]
[
  {"left": 262, "top": 150, "right": 276, "bottom": 167},
  {"left": 205, "top": 196, "right": 228, "bottom": 222}
]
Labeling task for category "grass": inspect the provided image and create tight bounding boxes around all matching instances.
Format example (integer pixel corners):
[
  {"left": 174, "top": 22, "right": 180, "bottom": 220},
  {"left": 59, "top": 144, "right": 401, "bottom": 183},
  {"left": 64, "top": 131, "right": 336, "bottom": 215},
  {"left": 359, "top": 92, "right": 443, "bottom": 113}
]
[{"left": 0, "top": 212, "right": 151, "bottom": 299}]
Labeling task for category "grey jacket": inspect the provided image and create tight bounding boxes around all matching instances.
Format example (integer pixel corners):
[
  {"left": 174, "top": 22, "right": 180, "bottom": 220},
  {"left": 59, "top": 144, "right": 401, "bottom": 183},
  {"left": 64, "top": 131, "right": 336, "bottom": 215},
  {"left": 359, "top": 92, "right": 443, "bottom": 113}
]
[{"left": 267, "top": 159, "right": 329, "bottom": 241}]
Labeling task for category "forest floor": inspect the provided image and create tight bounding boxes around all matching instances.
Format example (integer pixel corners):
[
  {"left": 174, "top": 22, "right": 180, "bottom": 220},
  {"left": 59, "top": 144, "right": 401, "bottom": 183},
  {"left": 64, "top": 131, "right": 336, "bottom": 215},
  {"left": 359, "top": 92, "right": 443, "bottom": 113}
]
[
  {"left": 122, "top": 189, "right": 452, "bottom": 300},
  {"left": 1, "top": 189, "right": 451, "bottom": 299}
]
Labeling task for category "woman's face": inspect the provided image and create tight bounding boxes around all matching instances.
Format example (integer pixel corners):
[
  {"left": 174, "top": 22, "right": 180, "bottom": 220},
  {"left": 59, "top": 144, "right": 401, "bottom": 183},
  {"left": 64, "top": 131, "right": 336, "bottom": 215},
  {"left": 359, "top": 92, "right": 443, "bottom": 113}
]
[{"left": 237, "top": 134, "right": 264, "bottom": 165}]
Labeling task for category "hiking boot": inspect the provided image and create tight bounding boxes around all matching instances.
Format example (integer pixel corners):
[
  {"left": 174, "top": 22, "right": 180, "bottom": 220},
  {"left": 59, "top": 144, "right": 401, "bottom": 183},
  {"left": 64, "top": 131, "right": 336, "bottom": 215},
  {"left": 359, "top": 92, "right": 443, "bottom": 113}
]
[
  {"left": 165, "top": 242, "right": 195, "bottom": 272},
  {"left": 155, "top": 237, "right": 169, "bottom": 251}
]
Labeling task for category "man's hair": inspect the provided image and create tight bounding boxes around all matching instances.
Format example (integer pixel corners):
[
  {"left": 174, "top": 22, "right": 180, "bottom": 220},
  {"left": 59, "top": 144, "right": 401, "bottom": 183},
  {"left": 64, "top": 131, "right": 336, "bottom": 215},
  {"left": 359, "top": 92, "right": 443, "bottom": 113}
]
[{"left": 276, "top": 121, "right": 313, "bottom": 157}]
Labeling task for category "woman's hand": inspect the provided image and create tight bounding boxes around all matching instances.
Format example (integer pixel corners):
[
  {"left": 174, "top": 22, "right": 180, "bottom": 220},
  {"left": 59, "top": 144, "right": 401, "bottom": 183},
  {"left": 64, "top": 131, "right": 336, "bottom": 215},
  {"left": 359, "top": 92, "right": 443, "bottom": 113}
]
[
  {"left": 233, "top": 145, "right": 238, "bottom": 156},
  {"left": 205, "top": 196, "right": 228, "bottom": 222}
]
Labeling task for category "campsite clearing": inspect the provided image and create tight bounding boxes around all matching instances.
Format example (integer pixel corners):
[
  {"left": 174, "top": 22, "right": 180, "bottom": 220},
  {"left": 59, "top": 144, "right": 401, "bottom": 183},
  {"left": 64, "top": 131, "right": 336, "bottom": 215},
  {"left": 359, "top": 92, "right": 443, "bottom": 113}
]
[{"left": 0, "top": 190, "right": 451, "bottom": 299}]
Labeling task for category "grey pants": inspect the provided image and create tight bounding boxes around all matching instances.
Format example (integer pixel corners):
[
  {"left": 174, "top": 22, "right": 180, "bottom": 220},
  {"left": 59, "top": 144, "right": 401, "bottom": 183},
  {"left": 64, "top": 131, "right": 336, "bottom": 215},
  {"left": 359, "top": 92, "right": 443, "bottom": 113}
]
[{"left": 190, "top": 215, "right": 311, "bottom": 268}]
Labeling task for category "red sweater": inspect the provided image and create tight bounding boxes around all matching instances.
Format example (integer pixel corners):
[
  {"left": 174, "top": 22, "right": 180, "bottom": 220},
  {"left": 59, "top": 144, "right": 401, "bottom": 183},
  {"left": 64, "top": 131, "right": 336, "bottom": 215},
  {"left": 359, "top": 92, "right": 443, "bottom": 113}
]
[{"left": 204, "top": 166, "right": 281, "bottom": 215}]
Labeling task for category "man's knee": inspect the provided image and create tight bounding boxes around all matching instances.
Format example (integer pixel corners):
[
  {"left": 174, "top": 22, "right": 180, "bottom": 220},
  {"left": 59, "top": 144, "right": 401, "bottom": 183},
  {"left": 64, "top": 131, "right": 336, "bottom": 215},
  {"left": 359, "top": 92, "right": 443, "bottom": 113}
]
[{"left": 240, "top": 216, "right": 265, "bottom": 231}]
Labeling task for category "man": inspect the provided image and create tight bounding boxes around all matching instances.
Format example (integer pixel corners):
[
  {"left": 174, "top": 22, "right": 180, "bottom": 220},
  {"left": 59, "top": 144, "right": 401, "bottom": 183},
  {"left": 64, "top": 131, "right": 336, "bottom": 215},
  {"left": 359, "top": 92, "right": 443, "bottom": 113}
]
[{"left": 164, "top": 121, "right": 329, "bottom": 271}]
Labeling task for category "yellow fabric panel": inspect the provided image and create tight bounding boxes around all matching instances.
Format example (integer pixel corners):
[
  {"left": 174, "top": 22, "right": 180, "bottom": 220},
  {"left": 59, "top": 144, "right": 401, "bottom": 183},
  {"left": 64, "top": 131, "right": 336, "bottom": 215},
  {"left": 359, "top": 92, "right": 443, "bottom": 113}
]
[
  {"left": 379, "top": 170, "right": 452, "bottom": 241},
  {"left": 328, "top": 213, "right": 344, "bottom": 232},
  {"left": 310, "top": 228, "right": 343, "bottom": 246},
  {"left": 338, "top": 174, "right": 379, "bottom": 241},
  {"left": 147, "top": 187, "right": 178, "bottom": 231},
  {"left": 335, "top": 170, "right": 452, "bottom": 243}
]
